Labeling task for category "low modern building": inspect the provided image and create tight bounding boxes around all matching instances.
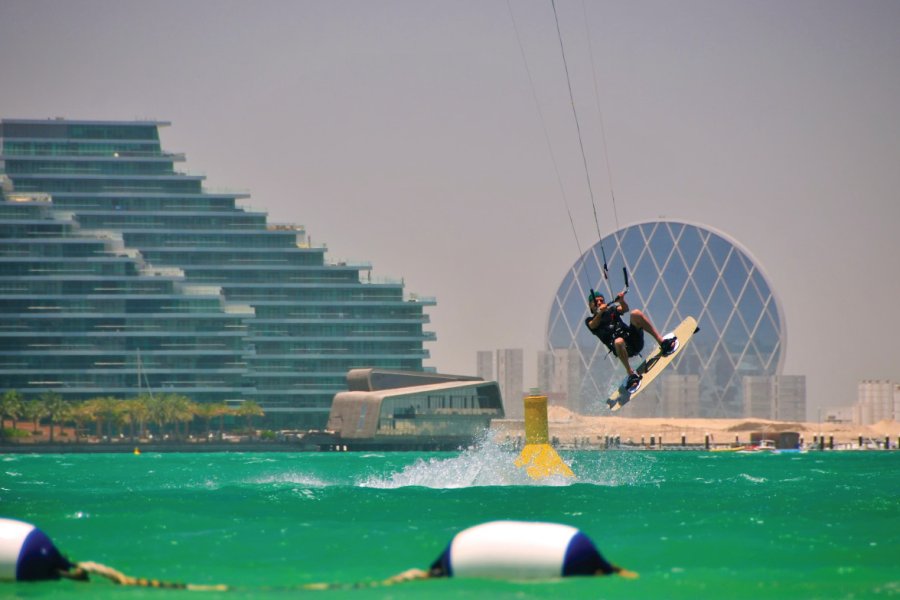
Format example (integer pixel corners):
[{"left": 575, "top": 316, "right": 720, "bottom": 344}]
[
  {"left": 319, "top": 368, "right": 503, "bottom": 450},
  {"left": 0, "top": 118, "right": 435, "bottom": 429}
]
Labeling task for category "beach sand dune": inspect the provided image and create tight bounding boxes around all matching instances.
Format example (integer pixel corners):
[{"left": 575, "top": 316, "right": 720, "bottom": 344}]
[{"left": 493, "top": 406, "right": 900, "bottom": 447}]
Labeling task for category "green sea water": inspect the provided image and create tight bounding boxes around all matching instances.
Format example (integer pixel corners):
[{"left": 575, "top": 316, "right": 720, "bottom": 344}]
[{"left": 2, "top": 442, "right": 898, "bottom": 599}]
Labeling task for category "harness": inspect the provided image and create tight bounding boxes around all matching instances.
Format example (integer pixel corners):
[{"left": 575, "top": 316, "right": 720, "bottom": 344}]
[{"left": 586, "top": 304, "right": 629, "bottom": 353}]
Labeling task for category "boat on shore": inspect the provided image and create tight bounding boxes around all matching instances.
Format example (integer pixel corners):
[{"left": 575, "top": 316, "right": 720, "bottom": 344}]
[{"left": 737, "top": 439, "right": 777, "bottom": 453}]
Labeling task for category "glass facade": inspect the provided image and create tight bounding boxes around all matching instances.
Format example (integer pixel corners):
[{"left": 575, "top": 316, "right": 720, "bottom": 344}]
[
  {"left": 326, "top": 379, "right": 503, "bottom": 448},
  {"left": 547, "top": 220, "right": 784, "bottom": 417},
  {"left": 377, "top": 384, "right": 503, "bottom": 437},
  {"left": 0, "top": 118, "right": 435, "bottom": 429}
]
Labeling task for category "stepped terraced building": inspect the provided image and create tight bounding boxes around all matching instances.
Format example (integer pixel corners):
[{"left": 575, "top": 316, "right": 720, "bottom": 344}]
[{"left": 0, "top": 118, "right": 435, "bottom": 429}]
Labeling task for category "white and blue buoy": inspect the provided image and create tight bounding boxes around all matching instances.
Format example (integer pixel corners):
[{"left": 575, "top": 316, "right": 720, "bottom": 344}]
[
  {"left": 427, "top": 521, "right": 635, "bottom": 579},
  {"left": 0, "top": 518, "right": 74, "bottom": 582}
]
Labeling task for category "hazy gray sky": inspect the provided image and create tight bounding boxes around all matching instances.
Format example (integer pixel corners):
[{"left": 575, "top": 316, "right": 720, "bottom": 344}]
[{"left": 2, "top": 0, "right": 899, "bottom": 417}]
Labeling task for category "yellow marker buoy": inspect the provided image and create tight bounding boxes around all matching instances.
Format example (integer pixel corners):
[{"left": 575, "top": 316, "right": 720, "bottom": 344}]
[{"left": 514, "top": 395, "right": 574, "bottom": 479}]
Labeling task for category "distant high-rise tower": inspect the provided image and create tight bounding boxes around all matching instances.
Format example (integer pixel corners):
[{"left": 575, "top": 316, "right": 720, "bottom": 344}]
[
  {"left": 496, "top": 348, "right": 523, "bottom": 418},
  {"left": 854, "top": 380, "right": 897, "bottom": 425},
  {"left": 537, "top": 351, "right": 554, "bottom": 396},
  {"left": 773, "top": 375, "right": 806, "bottom": 422},
  {"left": 660, "top": 375, "right": 701, "bottom": 418},
  {"left": 743, "top": 376, "right": 775, "bottom": 419},
  {"left": 742, "top": 375, "right": 806, "bottom": 421},
  {"left": 476, "top": 350, "right": 493, "bottom": 381},
  {"left": 537, "top": 349, "right": 583, "bottom": 412}
]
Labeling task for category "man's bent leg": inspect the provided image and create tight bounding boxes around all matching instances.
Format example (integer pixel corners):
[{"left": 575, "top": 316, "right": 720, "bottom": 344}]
[
  {"left": 614, "top": 338, "right": 633, "bottom": 374},
  {"left": 629, "top": 309, "right": 665, "bottom": 345}
]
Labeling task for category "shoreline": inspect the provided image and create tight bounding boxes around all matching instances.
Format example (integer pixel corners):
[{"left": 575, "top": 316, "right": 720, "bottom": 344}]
[
  {"left": 3, "top": 412, "right": 899, "bottom": 453},
  {"left": 0, "top": 441, "right": 304, "bottom": 454},
  {"left": 494, "top": 407, "right": 900, "bottom": 449}
]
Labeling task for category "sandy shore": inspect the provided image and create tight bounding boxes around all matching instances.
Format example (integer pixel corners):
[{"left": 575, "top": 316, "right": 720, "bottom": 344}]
[{"left": 493, "top": 406, "right": 900, "bottom": 448}]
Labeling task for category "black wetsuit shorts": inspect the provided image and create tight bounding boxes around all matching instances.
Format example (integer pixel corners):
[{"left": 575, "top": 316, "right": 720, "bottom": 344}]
[
  {"left": 618, "top": 323, "right": 645, "bottom": 356},
  {"left": 585, "top": 315, "right": 645, "bottom": 357}
]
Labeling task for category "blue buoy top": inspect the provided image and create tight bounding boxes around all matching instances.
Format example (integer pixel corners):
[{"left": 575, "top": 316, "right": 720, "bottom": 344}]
[{"left": 0, "top": 518, "right": 73, "bottom": 582}]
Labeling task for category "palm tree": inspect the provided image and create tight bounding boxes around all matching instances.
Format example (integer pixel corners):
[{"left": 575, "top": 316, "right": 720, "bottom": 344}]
[
  {"left": 146, "top": 393, "right": 191, "bottom": 441},
  {"left": 22, "top": 399, "right": 48, "bottom": 439},
  {"left": 149, "top": 394, "right": 174, "bottom": 440},
  {"left": 122, "top": 396, "right": 151, "bottom": 442},
  {"left": 192, "top": 402, "right": 219, "bottom": 440},
  {"left": 168, "top": 394, "right": 194, "bottom": 441},
  {"left": 145, "top": 394, "right": 167, "bottom": 439},
  {"left": 192, "top": 402, "right": 234, "bottom": 440},
  {"left": 214, "top": 403, "right": 233, "bottom": 440},
  {"left": 40, "top": 392, "right": 68, "bottom": 443},
  {"left": 235, "top": 400, "right": 265, "bottom": 436},
  {"left": 1, "top": 389, "right": 24, "bottom": 438},
  {"left": 83, "top": 397, "right": 105, "bottom": 438},
  {"left": 85, "top": 396, "right": 122, "bottom": 441},
  {"left": 69, "top": 402, "right": 95, "bottom": 443}
]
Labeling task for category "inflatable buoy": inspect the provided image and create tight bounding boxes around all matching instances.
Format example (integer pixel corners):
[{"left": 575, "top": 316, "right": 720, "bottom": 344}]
[
  {"left": 1, "top": 517, "right": 635, "bottom": 590},
  {"left": 0, "top": 518, "right": 74, "bottom": 582},
  {"left": 0, "top": 518, "right": 225, "bottom": 590},
  {"left": 427, "top": 521, "right": 636, "bottom": 579}
]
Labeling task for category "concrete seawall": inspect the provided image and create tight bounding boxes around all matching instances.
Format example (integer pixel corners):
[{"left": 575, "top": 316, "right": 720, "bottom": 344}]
[{"left": 0, "top": 441, "right": 304, "bottom": 454}]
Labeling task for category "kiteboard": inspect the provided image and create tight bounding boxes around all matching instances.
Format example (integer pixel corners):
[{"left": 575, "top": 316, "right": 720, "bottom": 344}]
[{"left": 607, "top": 316, "right": 698, "bottom": 411}]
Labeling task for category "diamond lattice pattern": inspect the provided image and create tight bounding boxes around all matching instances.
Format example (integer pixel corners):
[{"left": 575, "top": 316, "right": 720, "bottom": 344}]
[{"left": 546, "top": 221, "right": 783, "bottom": 416}]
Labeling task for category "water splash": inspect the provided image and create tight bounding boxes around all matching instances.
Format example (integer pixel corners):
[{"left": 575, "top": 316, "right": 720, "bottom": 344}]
[
  {"left": 249, "top": 473, "right": 331, "bottom": 488},
  {"left": 569, "top": 452, "right": 661, "bottom": 487},
  {"left": 359, "top": 436, "right": 540, "bottom": 488},
  {"left": 358, "top": 436, "right": 660, "bottom": 489}
]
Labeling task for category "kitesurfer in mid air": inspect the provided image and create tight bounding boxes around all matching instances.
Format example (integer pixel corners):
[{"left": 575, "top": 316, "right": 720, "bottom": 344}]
[{"left": 586, "top": 291, "right": 677, "bottom": 393}]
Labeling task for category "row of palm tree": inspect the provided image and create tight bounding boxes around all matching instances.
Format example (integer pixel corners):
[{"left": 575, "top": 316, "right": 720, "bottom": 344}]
[{"left": 0, "top": 389, "right": 265, "bottom": 443}]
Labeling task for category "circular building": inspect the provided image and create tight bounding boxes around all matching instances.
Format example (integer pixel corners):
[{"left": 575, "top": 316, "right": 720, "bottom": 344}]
[{"left": 546, "top": 220, "right": 785, "bottom": 417}]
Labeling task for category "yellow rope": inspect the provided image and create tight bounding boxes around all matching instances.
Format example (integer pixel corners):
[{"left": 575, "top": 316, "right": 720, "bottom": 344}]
[
  {"left": 73, "top": 561, "right": 429, "bottom": 592},
  {"left": 302, "top": 569, "right": 431, "bottom": 590},
  {"left": 77, "top": 561, "right": 228, "bottom": 591}
]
